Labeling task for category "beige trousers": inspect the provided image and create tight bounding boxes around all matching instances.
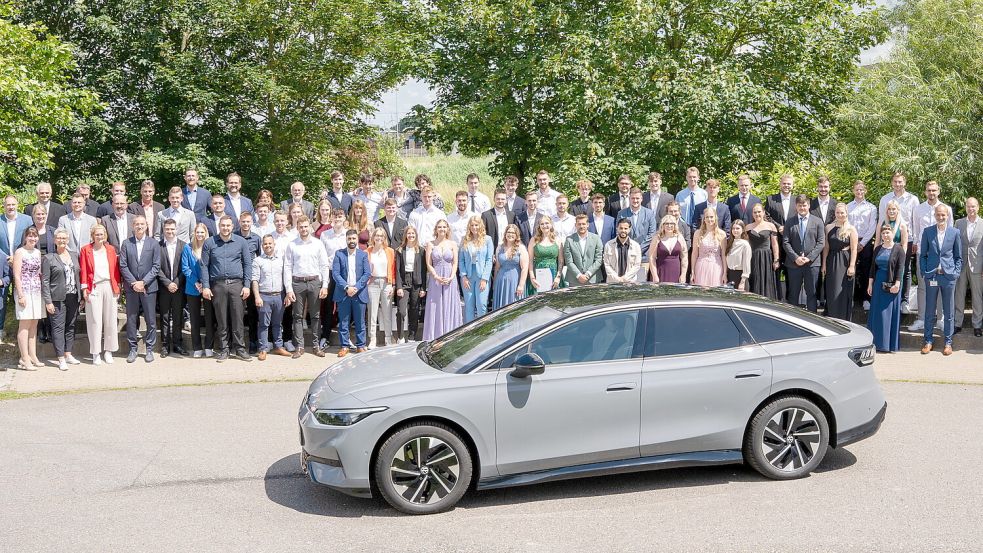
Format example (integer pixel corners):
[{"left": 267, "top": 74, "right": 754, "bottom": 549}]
[{"left": 86, "top": 280, "right": 119, "bottom": 355}]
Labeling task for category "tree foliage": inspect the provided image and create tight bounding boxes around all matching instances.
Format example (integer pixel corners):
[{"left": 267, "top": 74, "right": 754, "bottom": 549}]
[{"left": 415, "top": 0, "right": 885, "bottom": 194}]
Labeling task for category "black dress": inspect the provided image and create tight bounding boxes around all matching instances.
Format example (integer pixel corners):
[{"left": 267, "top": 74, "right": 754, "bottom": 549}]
[
  {"left": 824, "top": 227, "right": 854, "bottom": 321},
  {"left": 748, "top": 229, "right": 778, "bottom": 299}
]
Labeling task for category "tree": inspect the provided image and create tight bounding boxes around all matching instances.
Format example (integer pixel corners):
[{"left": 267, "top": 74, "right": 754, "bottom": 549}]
[
  {"left": 415, "top": 0, "right": 885, "bottom": 193},
  {"left": 0, "top": 0, "right": 98, "bottom": 189},
  {"left": 825, "top": 0, "right": 983, "bottom": 209}
]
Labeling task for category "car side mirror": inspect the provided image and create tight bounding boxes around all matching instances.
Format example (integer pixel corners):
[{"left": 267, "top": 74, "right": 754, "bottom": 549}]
[{"left": 510, "top": 353, "right": 546, "bottom": 379}]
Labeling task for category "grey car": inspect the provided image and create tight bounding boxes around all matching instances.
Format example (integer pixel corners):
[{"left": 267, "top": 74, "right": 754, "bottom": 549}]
[{"left": 299, "top": 284, "right": 886, "bottom": 514}]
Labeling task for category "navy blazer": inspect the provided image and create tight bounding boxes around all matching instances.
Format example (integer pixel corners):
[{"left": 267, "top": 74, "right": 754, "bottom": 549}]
[
  {"left": 616, "top": 206, "right": 658, "bottom": 256},
  {"left": 588, "top": 213, "right": 616, "bottom": 244},
  {"left": 182, "top": 185, "right": 211, "bottom": 219},
  {"left": 324, "top": 191, "right": 353, "bottom": 215},
  {"left": 224, "top": 195, "right": 254, "bottom": 222},
  {"left": 332, "top": 248, "right": 371, "bottom": 302},
  {"left": 0, "top": 214, "right": 34, "bottom": 257},
  {"left": 641, "top": 191, "right": 673, "bottom": 220},
  {"left": 20, "top": 225, "right": 56, "bottom": 255},
  {"left": 515, "top": 211, "right": 543, "bottom": 245},
  {"left": 119, "top": 236, "right": 162, "bottom": 294},
  {"left": 920, "top": 226, "right": 963, "bottom": 280},
  {"left": 0, "top": 250, "right": 12, "bottom": 288},
  {"left": 691, "top": 201, "right": 732, "bottom": 234},
  {"left": 505, "top": 195, "right": 526, "bottom": 214},
  {"left": 726, "top": 194, "right": 762, "bottom": 225}
]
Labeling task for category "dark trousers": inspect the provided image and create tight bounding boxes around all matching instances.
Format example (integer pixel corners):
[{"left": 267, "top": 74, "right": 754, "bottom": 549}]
[
  {"left": 776, "top": 250, "right": 788, "bottom": 302},
  {"left": 0, "top": 284, "right": 8, "bottom": 336},
  {"left": 291, "top": 278, "right": 322, "bottom": 349},
  {"left": 125, "top": 289, "right": 158, "bottom": 351},
  {"left": 187, "top": 294, "right": 215, "bottom": 352},
  {"left": 337, "top": 296, "right": 367, "bottom": 348},
  {"left": 901, "top": 241, "right": 915, "bottom": 304},
  {"left": 212, "top": 278, "right": 246, "bottom": 353},
  {"left": 787, "top": 265, "right": 820, "bottom": 312},
  {"left": 257, "top": 292, "right": 285, "bottom": 352},
  {"left": 396, "top": 282, "right": 424, "bottom": 339},
  {"left": 245, "top": 295, "right": 259, "bottom": 352},
  {"left": 319, "top": 279, "right": 337, "bottom": 347},
  {"left": 855, "top": 240, "right": 875, "bottom": 304},
  {"left": 158, "top": 287, "right": 185, "bottom": 352},
  {"left": 48, "top": 292, "right": 79, "bottom": 357},
  {"left": 282, "top": 304, "right": 293, "bottom": 343}
]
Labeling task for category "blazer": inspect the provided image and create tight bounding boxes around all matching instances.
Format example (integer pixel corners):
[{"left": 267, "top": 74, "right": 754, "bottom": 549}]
[
  {"left": 57, "top": 212, "right": 98, "bottom": 253},
  {"left": 41, "top": 251, "right": 80, "bottom": 304},
  {"left": 515, "top": 210, "right": 544, "bottom": 245},
  {"left": 766, "top": 194, "right": 796, "bottom": 229},
  {"left": 198, "top": 213, "right": 240, "bottom": 236},
  {"left": 956, "top": 217, "right": 983, "bottom": 274},
  {"left": 83, "top": 199, "right": 101, "bottom": 217},
  {"left": 101, "top": 211, "right": 133, "bottom": 250},
  {"left": 366, "top": 245, "right": 397, "bottom": 285},
  {"left": 616, "top": 206, "right": 658, "bottom": 256},
  {"left": 563, "top": 232, "right": 604, "bottom": 285},
  {"left": 726, "top": 194, "right": 762, "bottom": 225},
  {"left": 603, "top": 238, "right": 643, "bottom": 283},
  {"left": 25, "top": 201, "right": 67, "bottom": 227},
  {"left": 182, "top": 185, "right": 211, "bottom": 218},
  {"left": 810, "top": 198, "right": 837, "bottom": 226},
  {"left": 158, "top": 239, "right": 187, "bottom": 291},
  {"left": 606, "top": 192, "right": 630, "bottom": 219},
  {"left": 505, "top": 195, "right": 526, "bottom": 215},
  {"left": 588, "top": 213, "right": 616, "bottom": 244},
  {"left": 869, "top": 244, "right": 906, "bottom": 286},
  {"left": 0, "top": 213, "right": 35, "bottom": 256},
  {"left": 160, "top": 206, "right": 196, "bottom": 243},
  {"left": 323, "top": 191, "right": 353, "bottom": 215},
  {"left": 180, "top": 244, "right": 203, "bottom": 296},
  {"left": 96, "top": 200, "right": 116, "bottom": 219},
  {"left": 280, "top": 198, "right": 315, "bottom": 219},
  {"left": 569, "top": 197, "right": 593, "bottom": 217},
  {"left": 782, "top": 214, "right": 826, "bottom": 268},
  {"left": 395, "top": 246, "right": 428, "bottom": 289},
  {"left": 480, "top": 208, "right": 517, "bottom": 251},
  {"left": 458, "top": 236, "right": 494, "bottom": 283},
  {"left": 128, "top": 201, "right": 166, "bottom": 239},
  {"left": 919, "top": 226, "right": 962, "bottom": 280},
  {"left": 642, "top": 191, "right": 674, "bottom": 220},
  {"left": 223, "top": 195, "right": 254, "bottom": 221},
  {"left": 691, "top": 201, "right": 732, "bottom": 234},
  {"left": 79, "top": 243, "right": 122, "bottom": 296},
  {"left": 119, "top": 236, "right": 162, "bottom": 294},
  {"left": 374, "top": 217, "right": 408, "bottom": 249},
  {"left": 20, "top": 225, "right": 55, "bottom": 255},
  {"left": 0, "top": 251, "right": 10, "bottom": 288},
  {"left": 332, "top": 248, "right": 371, "bottom": 302}
]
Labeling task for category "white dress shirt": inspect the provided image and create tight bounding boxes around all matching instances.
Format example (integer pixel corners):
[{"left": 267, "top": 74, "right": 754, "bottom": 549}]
[
  {"left": 847, "top": 200, "right": 877, "bottom": 246},
  {"left": 6, "top": 217, "right": 15, "bottom": 254},
  {"left": 878, "top": 191, "right": 919, "bottom": 229},
  {"left": 494, "top": 208, "right": 507, "bottom": 245},
  {"left": 320, "top": 227, "right": 347, "bottom": 270},
  {"left": 447, "top": 210, "right": 475, "bottom": 245},
  {"left": 536, "top": 188, "right": 560, "bottom": 219},
  {"left": 408, "top": 205, "right": 444, "bottom": 245},
  {"left": 552, "top": 213, "right": 575, "bottom": 244},
  {"left": 165, "top": 240, "right": 178, "bottom": 277},
  {"left": 284, "top": 237, "right": 331, "bottom": 292},
  {"left": 467, "top": 191, "right": 491, "bottom": 214},
  {"left": 227, "top": 195, "right": 243, "bottom": 219},
  {"left": 912, "top": 201, "right": 953, "bottom": 246}
]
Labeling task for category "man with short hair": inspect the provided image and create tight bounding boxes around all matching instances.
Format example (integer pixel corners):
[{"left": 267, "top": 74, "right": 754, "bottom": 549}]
[
  {"left": 201, "top": 215, "right": 253, "bottom": 362},
  {"left": 182, "top": 168, "right": 210, "bottom": 219},
  {"left": 726, "top": 174, "right": 761, "bottom": 225},
  {"left": 408, "top": 187, "right": 444, "bottom": 245},
  {"left": 782, "top": 194, "right": 826, "bottom": 312},
  {"left": 252, "top": 234, "right": 290, "bottom": 361},
  {"left": 552, "top": 195, "right": 575, "bottom": 246},
  {"left": 25, "top": 182, "right": 66, "bottom": 226},
  {"left": 332, "top": 229, "right": 370, "bottom": 357},
  {"left": 569, "top": 179, "right": 594, "bottom": 216},
  {"left": 810, "top": 176, "right": 836, "bottom": 225},
  {"left": 120, "top": 215, "right": 161, "bottom": 363},
  {"left": 223, "top": 172, "right": 253, "bottom": 222},
  {"left": 465, "top": 173, "right": 491, "bottom": 214},
  {"left": 534, "top": 170, "right": 560, "bottom": 219},
  {"left": 920, "top": 204, "right": 962, "bottom": 356},
  {"left": 75, "top": 183, "right": 101, "bottom": 217},
  {"left": 481, "top": 188, "right": 516, "bottom": 252},
  {"left": 910, "top": 180, "right": 954, "bottom": 332},
  {"left": 102, "top": 194, "right": 132, "bottom": 250},
  {"left": 503, "top": 175, "right": 525, "bottom": 213},
  {"left": 643, "top": 172, "right": 673, "bottom": 220},
  {"left": 200, "top": 193, "right": 239, "bottom": 235},
  {"left": 97, "top": 181, "right": 126, "bottom": 218},
  {"left": 607, "top": 175, "right": 633, "bottom": 219},
  {"left": 564, "top": 214, "right": 604, "bottom": 286},
  {"left": 324, "top": 171, "right": 353, "bottom": 215},
  {"left": 280, "top": 181, "right": 314, "bottom": 218},
  {"left": 57, "top": 193, "right": 98, "bottom": 254},
  {"left": 515, "top": 191, "right": 542, "bottom": 245},
  {"left": 878, "top": 172, "right": 920, "bottom": 313},
  {"left": 353, "top": 174, "right": 384, "bottom": 220},
  {"left": 128, "top": 179, "right": 164, "bottom": 239},
  {"left": 254, "top": 203, "right": 274, "bottom": 237},
  {"left": 374, "top": 198, "right": 408, "bottom": 247},
  {"left": 603, "top": 219, "right": 642, "bottom": 283},
  {"left": 157, "top": 219, "right": 188, "bottom": 357},
  {"left": 446, "top": 191, "right": 474, "bottom": 245},
  {"left": 767, "top": 174, "right": 796, "bottom": 300},
  {"left": 617, "top": 188, "right": 658, "bottom": 257},
  {"left": 160, "top": 187, "right": 196, "bottom": 243},
  {"left": 284, "top": 216, "right": 330, "bottom": 358},
  {"left": 691, "top": 179, "right": 732, "bottom": 234},
  {"left": 320, "top": 208, "right": 349, "bottom": 349},
  {"left": 588, "top": 193, "right": 616, "bottom": 244},
  {"left": 675, "top": 167, "right": 707, "bottom": 228},
  {"left": 847, "top": 180, "right": 878, "bottom": 309},
  {"left": 270, "top": 211, "right": 293, "bottom": 255},
  {"left": 955, "top": 197, "right": 983, "bottom": 337}
]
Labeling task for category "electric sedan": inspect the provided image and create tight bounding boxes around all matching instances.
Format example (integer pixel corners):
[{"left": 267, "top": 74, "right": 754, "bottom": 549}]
[{"left": 299, "top": 284, "right": 886, "bottom": 515}]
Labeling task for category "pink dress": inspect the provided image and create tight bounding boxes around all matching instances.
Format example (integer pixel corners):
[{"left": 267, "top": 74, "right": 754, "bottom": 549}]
[{"left": 693, "top": 233, "right": 724, "bottom": 286}]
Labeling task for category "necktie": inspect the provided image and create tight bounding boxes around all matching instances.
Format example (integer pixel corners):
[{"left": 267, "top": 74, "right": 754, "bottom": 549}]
[
  {"left": 799, "top": 217, "right": 807, "bottom": 241},
  {"left": 470, "top": 195, "right": 476, "bottom": 212},
  {"left": 741, "top": 195, "right": 746, "bottom": 212}
]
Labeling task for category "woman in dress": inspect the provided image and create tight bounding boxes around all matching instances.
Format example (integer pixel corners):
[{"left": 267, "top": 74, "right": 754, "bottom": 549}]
[
  {"left": 726, "top": 219, "right": 752, "bottom": 290},
  {"left": 348, "top": 199, "right": 373, "bottom": 250},
  {"left": 649, "top": 215, "right": 688, "bottom": 284},
  {"left": 745, "top": 203, "right": 780, "bottom": 299},
  {"left": 867, "top": 225, "right": 905, "bottom": 352},
  {"left": 423, "top": 220, "right": 462, "bottom": 340},
  {"left": 182, "top": 223, "right": 215, "bottom": 358},
  {"left": 690, "top": 208, "right": 727, "bottom": 286},
  {"left": 79, "top": 224, "right": 121, "bottom": 365},
  {"left": 41, "top": 229, "right": 81, "bottom": 371},
  {"left": 312, "top": 199, "right": 334, "bottom": 238},
  {"left": 459, "top": 216, "right": 494, "bottom": 322},
  {"left": 13, "top": 226, "right": 45, "bottom": 369},
  {"left": 395, "top": 226, "right": 427, "bottom": 343},
  {"left": 493, "top": 224, "right": 528, "bottom": 309},
  {"left": 366, "top": 227, "right": 395, "bottom": 348},
  {"left": 526, "top": 217, "right": 564, "bottom": 295},
  {"left": 823, "top": 203, "right": 858, "bottom": 320}
]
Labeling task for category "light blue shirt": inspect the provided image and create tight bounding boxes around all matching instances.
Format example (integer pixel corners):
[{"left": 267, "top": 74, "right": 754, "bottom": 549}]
[{"left": 675, "top": 187, "right": 708, "bottom": 226}]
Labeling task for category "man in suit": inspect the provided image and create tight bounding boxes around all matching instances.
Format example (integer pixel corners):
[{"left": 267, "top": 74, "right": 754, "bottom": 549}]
[
  {"left": 617, "top": 188, "right": 658, "bottom": 257},
  {"left": 280, "top": 181, "right": 314, "bottom": 219},
  {"left": 516, "top": 191, "right": 542, "bottom": 245},
  {"left": 691, "top": 179, "right": 732, "bottom": 234},
  {"left": 375, "top": 198, "right": 407, "bottom": 247},
  {"left": 481, "top": 188, "right": 516, "bottom": 252},
  {"left": 119, "top": 215, "right": 161, "bottom": 363},
  {"left": 603, "top": 218, "right": 642, "bottom": 283},
  {"left": 223, "top": 172, "right": 253, "bottom": 223},
  {"left": 157, "top": 218, "right": 188, "bottom": 357},
  {"left": 588, "top": 193, "right": 616, "bottom": 244},
  {"left": 323, "top": 171, "right": 353, "bottom": 215},
  {"left": 642, "top": 172, "right": 673, "bottom": 220},
  {"left": 128, "top": 179, "right": 165, "bottom": 240},
  {"left": 0, "top": 195, "right": 33, "bottom": 339},
  {"left": 76, "top": 183, "right": 102, "bottom": 217},
  {"left": 96, "top": 181, "right": 126, "bottom": 218},
  {"left": 160, "top": 186, "right": 196, "bottom": 243},
  {"left": 200, "top": 194, "right": 239, "bottom": 236},
  {"left": 563, "top": 214, "right": 604, "bottom": 286},
  {"left": 726, "top": 174, "right": 761, "bottom": 225},
  {"left": 767, "top": 174, "right": 796, "bottom": 300},
  {"left": 909, "top": 180, "right": 954, "bottom": 332},
  {"left": 782, "top": 194, "right": 826, "bottom": 312},
  {"left": 102, "top": 194, "right": 133, "bottom": 250},
  {"left": 569, "top": 179, "right": 595, "bottom": 217},
  {"left": 809, "top": 176, "right": 836, "bottom": 226},
  {"left": 675, "top": 167, "right": 707, "bottom": 228},
  {"left": 25, "top": 182, "right": 67, "bottom": 227},
  {"left": 955, "top": 197, "right": 983, "bottom": 336},
  {"left": 503, "top": 175, "right": 525, "bottom": 214},
  {"left": 920, "top": 204, "right": 963, "bottom": 355},
  {"left": 57, "top": 193, "right": 98, "bottom": 255},
  {"left": 607, "top": 175, "right": 633, "bottom": 219},
  {"left": 332, "top": 229, "right": 371, "bottom": 357},
  {"left": 182, "top": 168, "right": 211, "bottom": 219}
]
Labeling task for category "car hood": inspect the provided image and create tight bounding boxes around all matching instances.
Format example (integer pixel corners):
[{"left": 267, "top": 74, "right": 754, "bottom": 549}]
[{"left": 320, "top": 343, "right": 446, "bottom": 398}]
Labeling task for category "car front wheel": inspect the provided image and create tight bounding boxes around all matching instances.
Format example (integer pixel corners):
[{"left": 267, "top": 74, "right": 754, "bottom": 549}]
[
  {"left": 744, "top": 396, "right": 830, "bottom": 480},
  {"left": 374, "top": 422, "right": 473, "bottom": 515}
]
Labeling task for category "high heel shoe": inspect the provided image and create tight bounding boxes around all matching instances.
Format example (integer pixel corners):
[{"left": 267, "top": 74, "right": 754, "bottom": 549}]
[
  {"left": 30, "top": 358, "right": 44, "bottom": 367},
  {"left": 18, "top": 359, "right": 37, "bottom": 371}
]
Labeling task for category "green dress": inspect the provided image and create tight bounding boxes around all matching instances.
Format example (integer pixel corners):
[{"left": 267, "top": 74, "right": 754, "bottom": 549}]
[{"left": 526, "top": 242, "right": 560, "bottom": 296}]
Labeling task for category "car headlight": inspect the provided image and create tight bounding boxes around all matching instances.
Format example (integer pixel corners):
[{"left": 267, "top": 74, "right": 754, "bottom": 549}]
[{"left": 311, "top": 406, "right": 388, "bottom": 427}]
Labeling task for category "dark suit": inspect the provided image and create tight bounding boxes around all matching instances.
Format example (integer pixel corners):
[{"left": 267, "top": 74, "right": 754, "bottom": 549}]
[
  {"left": 20, "top": 226, "right": 56, "bottom": 255},
  {"left": 41, "top": 251, "right": 80, "bottom": 357},
  {"left": 83, "top": 199, "right": 100, "bottom": 217},
  {"left": 607, "top": 193, "right": 630, "bottom": 219},
  {"left": 128, "top": 201, "right": 166, "bottom": 239},
  {"left": 481, "top": 208, "right": 517, "bottom": 251},
  {"left": 642, "top": 191, "right": 673, "bottom": 220},
  {"left": 157, "top": 239, "right": 187, "bottom": 353},
  {"left": 375, "top": 217, "right": 408, "bottom": 248},
  {"left": 332, "top": 248, "right": 371, "bottom": 348},
  {"left": 101, "top": 212, "right": 133, "bottom": 250},
  {"left": 119, "top": 236, "right": 161, "bottom": 351},
  {"left": 25, "top": 201, "right": 67, "bottom": 228},
  {"left": 691, "top": 201, "right": 732, "bottom": 234},
  {"left": 726, "top": 194, "right": 762, "bottom": 225},
  {"left": 182, "top": 185, "right": 211, "bottom": 219},
  {"left": 569, "top": 197, "right": 593, "bottom": 217},
  {"left": 920, "top": 226, "right": 963, "bottom": 344},
  {"left": 324, "top": 191, "right": 353, "bottom": 215},
  {"left": 782, "top": 214, "right": 826, "bottom": 312},
  {"left": 588, "top": 213, "right": 616, "bottom": 244},
  {"left": 766, "top": 194, "right": 796, "bottom": 300},
  {"left": 810, "top": 198, "right": 836, "bottom": 226},
  {"left": 223, "top": 195, "right": 254, "bottom": 222},
  {"left": 96, "top": 200, "right": 116, "bottom": 219},
  {"left": 516, "top": 211, "right": 543, "bottom": 245},
  {"left": 505, "top": 195, "right": 526, "bottom": 214}
]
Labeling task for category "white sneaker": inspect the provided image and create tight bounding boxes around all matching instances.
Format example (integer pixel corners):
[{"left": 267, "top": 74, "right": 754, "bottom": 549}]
[
  {"left": 92, "top": 355, "right": 103, "bottom": 366},
  {"left": 936, "top": 321, "right": 943, "bottom": 330},
  {"left": 909, "top": 320, "right": 925, "bottom": 331},
  {"left": 901, "top": 302, "right": 912, "bottom": 314},
  {"left": 397, "top": 337, "right": 406, "bottom": 345},
  {"left": 103, "top": 351, "right": 114, "bottom": 364},
  {"left": 58, "top": 359, "right": 68, "bottom": 371},
  {"left": 205, "top": 349, "right": 214, "bottom": 357},
  {"left": 65, "top": 354, "right": 81, "bottom": 365},
  {"left": 863, "top": 301, "right": 870, "bottom": 311},
  {"left": 193, "top": 350, "right": 204, "bottom": 358},
  {"left": 368, "top": 341, "right": 376, "bottom": 350}
]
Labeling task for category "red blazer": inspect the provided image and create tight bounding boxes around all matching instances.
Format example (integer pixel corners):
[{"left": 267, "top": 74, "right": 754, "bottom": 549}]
[{"left": 79, "top": 243, "right": 122, "bottom": 296}]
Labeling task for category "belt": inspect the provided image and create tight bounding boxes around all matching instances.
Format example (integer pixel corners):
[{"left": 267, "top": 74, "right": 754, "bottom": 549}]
[
  {"left": 217, "top": 278, "right": 242, "bottom": 284},
  {"left": 292, "top": 275, "right": 320, "bottom": 282},
  {"left": 260, "top": 290, "right": 280, "bottom": 296}
]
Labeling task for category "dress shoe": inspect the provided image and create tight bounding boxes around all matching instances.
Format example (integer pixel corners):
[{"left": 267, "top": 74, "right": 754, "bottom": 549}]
[
  {"left": 920, "top": 342, "right": 933, "bottom": 354},
  {"left": 975, "top": 328, "right": 982, "bottom": 337},
  {"left": 356, "top": 347, "right": 368, "bottom": 353},
  {"left": 258, "top": 350, "right": 268, "bottom": 361},
  {"left": 215, "top": 351, "right": 229, "bottom": 363},
  {"left": 273, "top": 347, "right": 291, "bottom": 357},
  {"left": 954, "top": 327, "right": 963, "bottom": 335},
  {"left": 313, "top": 348, "right": 326, "bottom": 358},
  {"left": 234, "top": 350, "right": 252, "bottom": 362},
  {"left": 174, "top": 347, "right": 190, "bottom": 356},
  {"left": 126, "top": 350, "right": 138, "bottom": 363},
  {"left": 337, "top": 348, "right": 349, "bottom": 358},
  {"left": 291, "top": 348, "right": 305, "bottom": 359},
  {"left": 943, "top": 344, "right": 953, "bottom": 356},
  {"left": 160, "top": 350, "right": 169, "bottom": 358}
]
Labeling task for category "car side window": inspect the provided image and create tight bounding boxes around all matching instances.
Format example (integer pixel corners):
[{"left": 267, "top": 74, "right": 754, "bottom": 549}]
[
  {"left": 527, "top": 310, "right": 640, "bottom": 365},
  {"left": 650, "top": 307, "right": 743, "bottom": 356},
  {"left": 733, "top": 309, "right": 815, "bottom": 343}
]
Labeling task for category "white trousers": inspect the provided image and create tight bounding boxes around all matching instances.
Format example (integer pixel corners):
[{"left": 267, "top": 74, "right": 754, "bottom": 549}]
[
  {"left": 367, "top": 280, "right": 393, "bottom": 345},
  {"left": 85, "top": 280, "right": 119, "bottom": 355}
]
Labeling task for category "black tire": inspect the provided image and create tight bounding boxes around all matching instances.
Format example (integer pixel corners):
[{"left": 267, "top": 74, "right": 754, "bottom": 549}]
[
  {"left": 374, "top": 422, "right": 473, "bottom": 515},
  {"left": 744, "top": 395, "right": 830, "bottom": 480}
]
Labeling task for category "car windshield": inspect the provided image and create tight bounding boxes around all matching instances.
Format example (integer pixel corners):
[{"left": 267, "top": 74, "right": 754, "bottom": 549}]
[{"left": 422, "top": 298, "right": 564, "bottom": 373}]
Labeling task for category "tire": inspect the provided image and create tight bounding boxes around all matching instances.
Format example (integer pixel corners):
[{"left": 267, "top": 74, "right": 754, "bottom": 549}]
[
  {"left": 374, "top": 422, "right": 473, "bottom": 515},
  {"left": 743, "top": 395, "right": 830, "bottom": 480}
]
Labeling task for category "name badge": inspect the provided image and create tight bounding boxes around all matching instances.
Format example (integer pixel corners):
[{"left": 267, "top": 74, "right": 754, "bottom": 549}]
[{"left": 929, "top": 279, "right": 939, "bottom": 287}]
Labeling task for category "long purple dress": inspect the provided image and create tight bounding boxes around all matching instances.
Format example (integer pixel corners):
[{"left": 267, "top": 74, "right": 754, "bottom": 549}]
[
  {"left": 654, "top": 239, "right": 683, "bottom": 283},
  {"left": 423, "top": 244, "right": 463, "bottom": 340}
]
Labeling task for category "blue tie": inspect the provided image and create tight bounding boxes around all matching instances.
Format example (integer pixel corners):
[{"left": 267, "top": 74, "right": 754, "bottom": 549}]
[{"left": 799, "top": 217, "right": 807, "bottom": 241}]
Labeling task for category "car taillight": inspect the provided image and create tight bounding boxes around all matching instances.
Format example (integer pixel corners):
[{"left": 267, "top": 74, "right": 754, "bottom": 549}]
[{"left": 848, "top": 345, "right": 875, "bottom": 367}]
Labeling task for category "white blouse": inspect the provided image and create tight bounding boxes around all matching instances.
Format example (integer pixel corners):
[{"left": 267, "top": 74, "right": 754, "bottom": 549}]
[
  {"left": 404, "top": 248, "right": 416, "bottom": 273},
  {"left": 370, "top": 249, "right": 389, "bottom": 278},
  {"left": 726, "top": 239, "right": 752, "bottom": 277},
  {"left": 92, "top": 247, "right": 110, "bottom": 283}
]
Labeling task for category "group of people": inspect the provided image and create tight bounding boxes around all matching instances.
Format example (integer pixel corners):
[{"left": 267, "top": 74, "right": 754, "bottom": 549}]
[{"left": 1, "top": 166, "right": 976, "bottom": 369}]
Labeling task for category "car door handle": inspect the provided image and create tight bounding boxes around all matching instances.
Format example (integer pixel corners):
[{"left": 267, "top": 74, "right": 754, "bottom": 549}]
[
  {"left": 734, "top": 370, "right": 763, "bottom": 379},
  {"left": 606, "top": 382, "right": 637, "bottom": 392}
]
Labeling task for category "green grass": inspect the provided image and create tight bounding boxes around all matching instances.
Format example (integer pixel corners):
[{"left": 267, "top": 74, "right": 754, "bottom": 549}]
[{"left": 403, "top": 154, "right": 496, "bottom": 210}]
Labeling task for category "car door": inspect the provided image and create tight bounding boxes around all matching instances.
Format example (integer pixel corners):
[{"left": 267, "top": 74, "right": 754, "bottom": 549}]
[
  {"left": 639, "top": 306, "right": 774, "bottom": 457},
  {"left": 494, "top": 308, "right": 644, "bottom": 475}
]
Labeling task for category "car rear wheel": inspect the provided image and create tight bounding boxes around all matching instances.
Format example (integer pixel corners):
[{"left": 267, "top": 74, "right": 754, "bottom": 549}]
[
  {"left": 374, "top": 422, "right": 473, "bottom": 515},
  {"left": 744, "top": 396, "right": 829, "bottom": 480}
]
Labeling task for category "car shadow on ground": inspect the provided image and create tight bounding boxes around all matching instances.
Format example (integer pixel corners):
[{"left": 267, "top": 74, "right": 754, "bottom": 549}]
[{"left": 264, "top": 447, "right": 857, "bottom": 517}]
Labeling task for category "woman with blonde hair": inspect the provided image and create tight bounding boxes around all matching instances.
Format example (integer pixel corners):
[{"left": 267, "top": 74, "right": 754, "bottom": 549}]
[
  {"left": 493, "top": 224, "right": 528, "bottom": 309},
  {"left": 366, "top": 227, "right": 395, "bottom": 348},
  {"left": 822, "top": 202, "right": 859, "bottom": 320},
  {"left": 423, "top": 219, "right": 462, "bottom": 340},
  {"left": 649, "top": 214, "right": 688, "bottom": 284},
  {"left": 725, "top": 219, "right": 752, "bottom": 290},
  {"left": 182, "top": 222, "right": 215, "bottom": 357},
  {"left": 395, "top": 226, "right": 427, "bottom": 342},
  {"left": 13, "top": 226, "right": 45, "bottom": 369},
  {"left": 348, "top": 199, "right": 372, "bottom": 250},
  {"left": 526, "top": 217, "right": 564, "bottom": 295},
  {"left": 459, "top": 216, "right": 494, "bottom": 322},
  {"left": 79, "top": 224, "right": 121, "bottom": 365},
  {"left": 690, "top": 208, "right": 727, "bottom": 286}
]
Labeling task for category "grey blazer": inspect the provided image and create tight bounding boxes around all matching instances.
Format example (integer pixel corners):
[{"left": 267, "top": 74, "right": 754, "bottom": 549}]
[
  {"left": 57, "top": 212, "right": 98, "bottom": 253},
  {"left": 280, "top": 199, "right": 315, "bottom": 219},
  {"left": 119, "top": 236, "right": 162, "bottom": 294},
  {"left": 956, "top": 217, "right": 983, "bottom": 274},
  {"left": 41, "top": 251, "right": 81, "bottom": 304},
  {"left": 782, "top": 214, "right": 826, "bottom": 268},
  {"left": 563, "top": 232, "right": 604, "bottom": 285}
]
